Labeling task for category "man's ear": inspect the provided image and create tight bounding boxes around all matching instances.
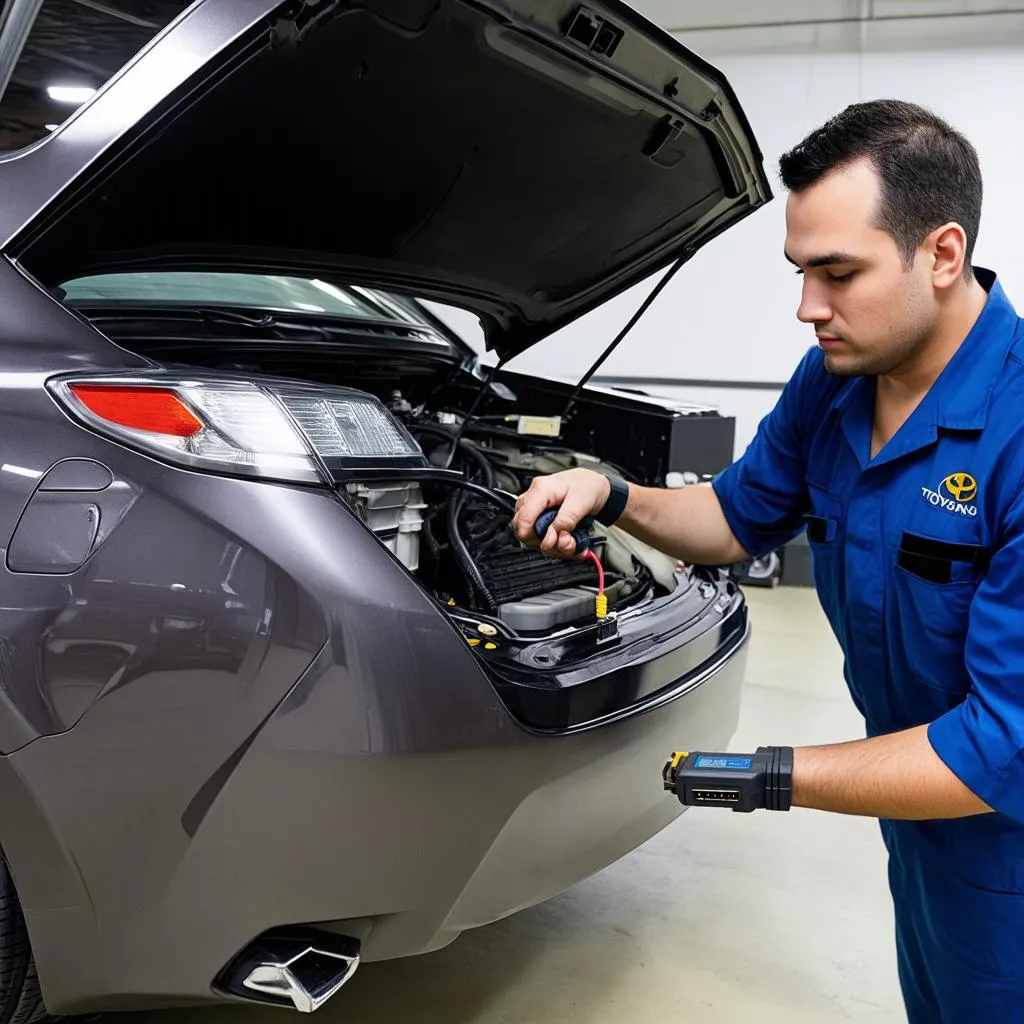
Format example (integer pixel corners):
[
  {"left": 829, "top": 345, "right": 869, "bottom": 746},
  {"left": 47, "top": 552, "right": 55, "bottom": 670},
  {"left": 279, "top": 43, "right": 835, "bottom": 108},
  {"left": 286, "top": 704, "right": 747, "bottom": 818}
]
[{"left": 927, "top": 222, "right": 969, "bottom": 289}]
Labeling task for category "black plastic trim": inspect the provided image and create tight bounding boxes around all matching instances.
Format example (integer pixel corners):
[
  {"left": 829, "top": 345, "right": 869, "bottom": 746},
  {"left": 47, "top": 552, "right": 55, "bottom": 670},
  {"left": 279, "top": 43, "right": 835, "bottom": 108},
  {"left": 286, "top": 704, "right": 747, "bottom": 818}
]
[{"left": 480, "top": 577, "right": 748, "bottom": 733}]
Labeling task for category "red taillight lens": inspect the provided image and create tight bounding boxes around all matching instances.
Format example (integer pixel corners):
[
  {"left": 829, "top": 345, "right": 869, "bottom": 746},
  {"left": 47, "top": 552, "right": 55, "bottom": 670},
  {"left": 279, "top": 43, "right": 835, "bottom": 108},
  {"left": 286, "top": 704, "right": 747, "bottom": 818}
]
[{"left": 68, "top": 384, "right": 203, "bottom": 437}]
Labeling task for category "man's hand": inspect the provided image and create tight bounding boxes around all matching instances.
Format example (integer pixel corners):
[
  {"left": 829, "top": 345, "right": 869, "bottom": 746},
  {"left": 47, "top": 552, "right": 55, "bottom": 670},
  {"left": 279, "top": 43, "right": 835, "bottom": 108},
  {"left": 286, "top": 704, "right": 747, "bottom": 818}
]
[
  {"left": 514, "top": 471, "right": 748, "bottom": 567},
  {"left": 512, "top": 468, "right": 610, "bottom": 558}
]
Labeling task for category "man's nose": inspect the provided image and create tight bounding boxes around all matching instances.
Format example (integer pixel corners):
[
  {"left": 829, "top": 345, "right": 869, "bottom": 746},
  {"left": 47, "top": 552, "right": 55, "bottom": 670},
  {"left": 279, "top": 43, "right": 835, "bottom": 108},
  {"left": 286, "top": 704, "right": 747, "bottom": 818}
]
[{"left": 796, "top": 280, "right": 831, "bottom": 325}]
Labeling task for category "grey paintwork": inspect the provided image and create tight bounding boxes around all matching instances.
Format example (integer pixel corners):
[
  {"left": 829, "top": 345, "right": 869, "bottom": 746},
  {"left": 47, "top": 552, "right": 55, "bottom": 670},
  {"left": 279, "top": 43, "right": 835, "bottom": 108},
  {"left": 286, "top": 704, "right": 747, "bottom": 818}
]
[
  {"left": 0, "top": 391, "right": 749, "bottom": 1011},
  {"left": 0, "top": 0, "right": 756, "bottom": 1015}
]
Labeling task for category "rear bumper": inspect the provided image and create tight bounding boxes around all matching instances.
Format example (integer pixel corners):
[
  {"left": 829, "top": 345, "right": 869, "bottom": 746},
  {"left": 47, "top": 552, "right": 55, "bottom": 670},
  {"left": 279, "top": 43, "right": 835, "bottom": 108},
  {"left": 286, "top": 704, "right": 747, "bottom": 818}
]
[
  {"left": 431, "top": 630, "right": 749, "bottom": 943},
  {"left": 10, "top": 626, "right": 747, "bottom": 1015},
  {"left": 0, "top": 472, "right": 748, "bottom": 1014}
]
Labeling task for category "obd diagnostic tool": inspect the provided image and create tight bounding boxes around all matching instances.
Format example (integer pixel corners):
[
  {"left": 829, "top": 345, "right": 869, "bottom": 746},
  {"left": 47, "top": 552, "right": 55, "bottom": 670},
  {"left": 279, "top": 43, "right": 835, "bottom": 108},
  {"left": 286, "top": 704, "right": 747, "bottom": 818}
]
[{"left": 663, "top": 747, "right": 794, "bottom": 812}]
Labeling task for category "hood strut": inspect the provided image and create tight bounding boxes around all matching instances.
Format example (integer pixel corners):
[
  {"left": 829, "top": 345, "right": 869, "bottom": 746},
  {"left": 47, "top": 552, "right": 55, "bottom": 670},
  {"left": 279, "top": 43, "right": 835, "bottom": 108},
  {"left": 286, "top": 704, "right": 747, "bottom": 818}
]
[
  {"left": 560, "top": 255, "right": 688, "bottom": 421},
  {"left": 449, "top": 252, "right": 687, "bottom": 453}
]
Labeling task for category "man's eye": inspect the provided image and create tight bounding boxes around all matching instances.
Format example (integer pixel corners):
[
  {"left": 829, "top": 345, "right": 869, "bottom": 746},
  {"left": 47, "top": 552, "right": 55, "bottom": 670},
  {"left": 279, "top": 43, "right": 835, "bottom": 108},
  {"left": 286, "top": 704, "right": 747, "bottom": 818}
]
[{"left": 829, "top": 272, "right": 854, "bottom": 284}]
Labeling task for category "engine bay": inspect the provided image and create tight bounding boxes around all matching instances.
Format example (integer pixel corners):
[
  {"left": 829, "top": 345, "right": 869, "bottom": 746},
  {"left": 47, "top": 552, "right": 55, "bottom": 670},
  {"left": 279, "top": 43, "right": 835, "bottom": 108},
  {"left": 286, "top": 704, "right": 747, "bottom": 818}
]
[
  {"left": 74, "top": 302, "right": 719, "bottom": 644},
  {"left": 343, "top": 401, "right": 681, "bottom": 639}
]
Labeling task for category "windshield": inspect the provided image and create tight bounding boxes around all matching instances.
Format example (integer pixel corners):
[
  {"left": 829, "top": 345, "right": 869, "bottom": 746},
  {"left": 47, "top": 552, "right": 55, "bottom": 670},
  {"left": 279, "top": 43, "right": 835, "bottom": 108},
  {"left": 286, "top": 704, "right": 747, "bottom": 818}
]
[{"left": 60, "top": 272, "right": 388, "bottom": 319}]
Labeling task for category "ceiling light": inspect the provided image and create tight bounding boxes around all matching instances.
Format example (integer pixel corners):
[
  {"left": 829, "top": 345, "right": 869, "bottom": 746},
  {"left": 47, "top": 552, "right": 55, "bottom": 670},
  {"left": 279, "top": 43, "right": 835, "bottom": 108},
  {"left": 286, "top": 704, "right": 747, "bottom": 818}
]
[
  {"left": 46, "top": 85, "right": 95, "bottom": 104},
  {"left": 44, "top": 124, "right": 58, "bottom": 131}
]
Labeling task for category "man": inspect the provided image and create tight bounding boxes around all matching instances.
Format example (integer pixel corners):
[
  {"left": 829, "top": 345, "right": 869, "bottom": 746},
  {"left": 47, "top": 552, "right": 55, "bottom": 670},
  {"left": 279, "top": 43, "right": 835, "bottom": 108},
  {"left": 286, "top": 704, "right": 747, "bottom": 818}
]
[{"left": 512, "top": 99, "right": 1024, "bottom": 1022}]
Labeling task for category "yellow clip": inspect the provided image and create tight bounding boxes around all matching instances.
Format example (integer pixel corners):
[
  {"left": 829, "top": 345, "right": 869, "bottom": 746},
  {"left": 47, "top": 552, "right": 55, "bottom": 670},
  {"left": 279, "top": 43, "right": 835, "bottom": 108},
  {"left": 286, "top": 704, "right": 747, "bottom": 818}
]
[
  {"left": 448, "top": 598, "right": 456, "bottom": 607},
  {"left": 484, "top": 642, "right": 497, "bottom": 650},
  {"left": 595, "top": 594, "right": 608, "bottom": 619},
  {"left": 466, "top": 637, "right": 481, "bottom": 647},
  {"left": 670, "top": 751, "right": 688, "bottom": 769}
]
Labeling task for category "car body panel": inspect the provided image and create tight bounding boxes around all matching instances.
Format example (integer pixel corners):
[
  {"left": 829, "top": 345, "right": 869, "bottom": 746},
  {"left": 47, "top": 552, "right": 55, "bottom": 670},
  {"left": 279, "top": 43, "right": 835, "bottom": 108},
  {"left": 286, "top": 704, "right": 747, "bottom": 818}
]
[
  {"left": 4, "top": 592, "right": 745, "bottom": 1015},
  {"left": 0, "top": 387, "right": 749, "bottom": 1013}
]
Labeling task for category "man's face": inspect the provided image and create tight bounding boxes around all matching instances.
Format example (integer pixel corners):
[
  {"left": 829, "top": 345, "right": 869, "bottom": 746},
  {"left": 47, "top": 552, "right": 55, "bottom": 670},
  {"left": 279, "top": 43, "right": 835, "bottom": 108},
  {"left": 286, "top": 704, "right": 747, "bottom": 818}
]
[{"left": 784, "top": 157, "right": 936, "bottom": 377}]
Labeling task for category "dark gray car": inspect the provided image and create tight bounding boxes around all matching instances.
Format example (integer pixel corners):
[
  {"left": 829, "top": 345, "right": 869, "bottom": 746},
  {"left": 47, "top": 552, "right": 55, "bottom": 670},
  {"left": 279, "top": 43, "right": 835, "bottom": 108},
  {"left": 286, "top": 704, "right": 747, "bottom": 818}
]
[{"left": 0, "top": 0, "right": 771, "bottom": 1018}]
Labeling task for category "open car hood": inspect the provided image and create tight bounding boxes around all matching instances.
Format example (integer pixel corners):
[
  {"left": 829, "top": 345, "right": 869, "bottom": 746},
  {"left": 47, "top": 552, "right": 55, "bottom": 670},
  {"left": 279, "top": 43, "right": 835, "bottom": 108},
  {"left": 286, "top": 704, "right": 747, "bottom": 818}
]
[{"left": 2, "top": 0, "right": 771, "bottom": 360}]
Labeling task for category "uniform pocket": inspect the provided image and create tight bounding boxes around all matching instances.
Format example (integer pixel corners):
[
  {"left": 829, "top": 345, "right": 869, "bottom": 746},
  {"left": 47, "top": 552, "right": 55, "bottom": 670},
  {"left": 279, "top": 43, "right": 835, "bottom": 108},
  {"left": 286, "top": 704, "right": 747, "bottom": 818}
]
[
  {"left": 897, "top": 532, "right": 990, "bottom": 586},
  {"left": 892, "top": 535, "right": 983, "bottom": 692},
  {"left": 804, "top": 487, "right": 844, "bottom": 630},
  {"left": 887, "top": 821, "right": 1024, "bottom": 985},
  {"left": 949, "top": 818, "right": 1024, "bottom": 895}
]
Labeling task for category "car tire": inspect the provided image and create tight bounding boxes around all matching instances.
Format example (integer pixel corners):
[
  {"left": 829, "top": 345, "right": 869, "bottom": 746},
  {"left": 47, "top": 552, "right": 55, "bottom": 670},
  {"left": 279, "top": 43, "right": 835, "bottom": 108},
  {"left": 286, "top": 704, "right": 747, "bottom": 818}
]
[{"left": 0, "top": 860, "right": 46, "bottom": 1024}]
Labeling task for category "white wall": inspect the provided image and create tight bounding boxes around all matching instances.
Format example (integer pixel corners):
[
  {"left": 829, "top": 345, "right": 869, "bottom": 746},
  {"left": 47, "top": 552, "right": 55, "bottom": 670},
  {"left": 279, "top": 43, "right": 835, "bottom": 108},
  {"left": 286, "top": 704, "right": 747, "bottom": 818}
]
[{"left": 436, "top": 12, "right": 1024, "bottom": 461}]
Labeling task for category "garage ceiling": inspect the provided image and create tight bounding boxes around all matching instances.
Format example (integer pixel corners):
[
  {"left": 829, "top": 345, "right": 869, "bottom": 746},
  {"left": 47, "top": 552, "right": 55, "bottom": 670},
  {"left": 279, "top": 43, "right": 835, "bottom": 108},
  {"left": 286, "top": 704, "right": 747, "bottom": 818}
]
[
  {"left": 630, "top": 0, "right": 1024, "bottom": 32},
  {"left": 0, "top": 0, "right": 190, "bottom": 150}
]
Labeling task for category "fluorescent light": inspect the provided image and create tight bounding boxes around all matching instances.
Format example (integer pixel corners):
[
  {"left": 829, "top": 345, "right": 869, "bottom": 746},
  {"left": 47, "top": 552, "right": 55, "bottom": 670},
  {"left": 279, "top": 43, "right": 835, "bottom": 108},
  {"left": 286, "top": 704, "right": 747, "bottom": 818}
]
[{"left": 47, "top": 85, "right": 95, "bottom": 104}]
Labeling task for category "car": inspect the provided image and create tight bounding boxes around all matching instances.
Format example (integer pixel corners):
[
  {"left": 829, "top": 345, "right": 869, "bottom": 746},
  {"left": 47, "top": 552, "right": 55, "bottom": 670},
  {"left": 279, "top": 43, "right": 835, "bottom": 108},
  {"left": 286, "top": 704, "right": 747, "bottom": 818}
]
[{"left": 0, "top": 0, "right": 771, "bottom": 1018}]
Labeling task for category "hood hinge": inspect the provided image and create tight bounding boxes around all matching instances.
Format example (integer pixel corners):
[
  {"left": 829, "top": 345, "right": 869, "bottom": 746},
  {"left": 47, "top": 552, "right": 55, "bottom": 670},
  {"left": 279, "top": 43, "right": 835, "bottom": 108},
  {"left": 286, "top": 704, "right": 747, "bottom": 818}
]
[{"left": 270, "top": 0, "right": 338, "bottom": 47}]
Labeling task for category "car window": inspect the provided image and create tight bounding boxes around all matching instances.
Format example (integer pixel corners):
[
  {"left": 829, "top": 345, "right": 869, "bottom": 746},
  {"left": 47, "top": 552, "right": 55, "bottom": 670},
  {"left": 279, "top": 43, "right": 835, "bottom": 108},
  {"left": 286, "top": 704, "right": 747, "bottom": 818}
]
[{"left": 60, "top": 272, "right": 386, "bottom": 319}]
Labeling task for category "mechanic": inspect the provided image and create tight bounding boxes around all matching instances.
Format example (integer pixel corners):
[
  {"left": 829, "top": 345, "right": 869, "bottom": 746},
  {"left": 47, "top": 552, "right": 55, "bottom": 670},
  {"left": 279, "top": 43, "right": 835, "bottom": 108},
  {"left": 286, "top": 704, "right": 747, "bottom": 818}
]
[{"left": 512, "top": 99, "right": 1024, "bottom": 1023}]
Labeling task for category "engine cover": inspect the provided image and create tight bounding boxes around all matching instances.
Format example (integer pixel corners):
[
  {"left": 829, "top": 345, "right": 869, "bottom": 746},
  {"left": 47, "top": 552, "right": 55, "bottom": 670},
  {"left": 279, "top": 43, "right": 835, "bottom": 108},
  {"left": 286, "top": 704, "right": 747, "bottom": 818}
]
[{"left": 498, "top": 587, "right": 597, "bottom": 631}]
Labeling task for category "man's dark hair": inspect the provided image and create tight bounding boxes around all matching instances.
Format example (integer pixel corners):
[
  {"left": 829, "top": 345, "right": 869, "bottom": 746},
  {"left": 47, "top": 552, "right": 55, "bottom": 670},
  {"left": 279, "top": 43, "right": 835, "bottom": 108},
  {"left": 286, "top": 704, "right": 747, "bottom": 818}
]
[{"left": 778, "top": 100, "right": 982, "bottom": 279}]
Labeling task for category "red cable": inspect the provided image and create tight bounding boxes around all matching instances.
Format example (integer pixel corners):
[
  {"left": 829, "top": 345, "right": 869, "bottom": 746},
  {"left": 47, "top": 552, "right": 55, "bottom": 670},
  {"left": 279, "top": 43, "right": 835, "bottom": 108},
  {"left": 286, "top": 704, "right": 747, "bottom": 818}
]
[{"left": 583, "top": 548, "right": 605, "bottom": 594}]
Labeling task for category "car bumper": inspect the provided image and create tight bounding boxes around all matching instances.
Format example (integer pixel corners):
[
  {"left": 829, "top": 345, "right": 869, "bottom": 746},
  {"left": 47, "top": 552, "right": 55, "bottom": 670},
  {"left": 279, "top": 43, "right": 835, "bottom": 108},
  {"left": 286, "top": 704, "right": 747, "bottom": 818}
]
[
  {"left": 0, "top": 474, "right": 748, "bottom": 1014},
  {"left": 6, "top": 630, "right": 747, "bottom": 1015}
]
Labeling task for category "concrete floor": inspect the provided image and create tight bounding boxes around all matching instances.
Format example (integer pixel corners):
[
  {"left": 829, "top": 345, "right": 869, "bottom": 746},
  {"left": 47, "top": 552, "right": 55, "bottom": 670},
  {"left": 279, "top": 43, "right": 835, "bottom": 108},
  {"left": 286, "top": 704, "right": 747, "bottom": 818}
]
[{"left": 129, "top": 587, "right": 905, "bottom": 1024}]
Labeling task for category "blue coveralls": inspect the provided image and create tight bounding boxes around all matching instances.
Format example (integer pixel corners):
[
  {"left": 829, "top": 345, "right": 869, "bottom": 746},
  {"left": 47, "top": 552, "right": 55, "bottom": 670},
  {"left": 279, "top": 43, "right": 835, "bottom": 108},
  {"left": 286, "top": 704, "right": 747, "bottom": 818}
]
[{"left": 712, "top": 268, "right": 1024, "bottom": 1022}]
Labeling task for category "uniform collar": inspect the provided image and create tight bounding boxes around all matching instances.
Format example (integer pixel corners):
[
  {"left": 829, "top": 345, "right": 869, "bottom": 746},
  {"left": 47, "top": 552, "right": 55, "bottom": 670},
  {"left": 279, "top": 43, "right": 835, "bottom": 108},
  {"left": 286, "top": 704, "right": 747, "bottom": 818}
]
[
  {"left": 930, "top": 267, "right": 1020, "bottom": 430},
  {"left": 833, "top": 268, "right": 1020, "bottom": 469}
]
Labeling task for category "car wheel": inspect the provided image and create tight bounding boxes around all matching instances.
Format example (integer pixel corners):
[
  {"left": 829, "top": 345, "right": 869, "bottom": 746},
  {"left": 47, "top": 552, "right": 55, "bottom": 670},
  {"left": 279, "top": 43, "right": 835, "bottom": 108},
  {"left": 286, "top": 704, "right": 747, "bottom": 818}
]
[{"left": 0, "top": 859, "right": 46, "bottom": 1024}]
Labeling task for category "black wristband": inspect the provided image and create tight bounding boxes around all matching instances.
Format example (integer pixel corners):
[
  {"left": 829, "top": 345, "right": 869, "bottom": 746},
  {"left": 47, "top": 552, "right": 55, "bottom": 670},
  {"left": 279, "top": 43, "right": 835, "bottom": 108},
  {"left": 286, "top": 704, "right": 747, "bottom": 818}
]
[
  {"left": 595, "top": 477, "right": 630, "bottom": 526},
  {"left": 756, "top": 745, "right": 794, "bottom": 812}
]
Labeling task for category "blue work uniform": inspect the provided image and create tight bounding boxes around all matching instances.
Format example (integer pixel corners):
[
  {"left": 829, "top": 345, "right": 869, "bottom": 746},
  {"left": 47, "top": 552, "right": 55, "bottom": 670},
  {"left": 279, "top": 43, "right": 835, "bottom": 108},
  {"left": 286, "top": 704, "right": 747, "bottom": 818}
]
[{"left": 712, "top": 268, "right": 1024, "bottom": 1022}]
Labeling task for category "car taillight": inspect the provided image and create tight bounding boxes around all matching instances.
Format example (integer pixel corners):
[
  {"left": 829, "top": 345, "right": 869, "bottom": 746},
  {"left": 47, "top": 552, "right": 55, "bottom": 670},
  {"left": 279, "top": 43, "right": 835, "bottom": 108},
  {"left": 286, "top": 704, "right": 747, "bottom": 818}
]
[
  {"left": 47, "top": 374, "right": 427, "bottom": 485},
  {"left": 68, "top": 384, "right": 204, "bottom": 437}
]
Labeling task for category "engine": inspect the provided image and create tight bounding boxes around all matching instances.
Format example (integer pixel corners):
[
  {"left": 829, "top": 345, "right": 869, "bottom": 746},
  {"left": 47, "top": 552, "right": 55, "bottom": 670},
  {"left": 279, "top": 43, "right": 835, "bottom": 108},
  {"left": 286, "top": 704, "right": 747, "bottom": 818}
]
[{"left": 345, "top": 414, "right": 679, "bottom": 636}]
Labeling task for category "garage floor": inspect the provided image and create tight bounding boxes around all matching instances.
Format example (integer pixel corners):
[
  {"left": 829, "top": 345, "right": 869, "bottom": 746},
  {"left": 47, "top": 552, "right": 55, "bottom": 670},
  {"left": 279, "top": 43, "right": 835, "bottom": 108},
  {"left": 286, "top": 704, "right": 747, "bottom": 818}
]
[{"left": 127, "top": 587, "right": 905, "bottom": 1024}]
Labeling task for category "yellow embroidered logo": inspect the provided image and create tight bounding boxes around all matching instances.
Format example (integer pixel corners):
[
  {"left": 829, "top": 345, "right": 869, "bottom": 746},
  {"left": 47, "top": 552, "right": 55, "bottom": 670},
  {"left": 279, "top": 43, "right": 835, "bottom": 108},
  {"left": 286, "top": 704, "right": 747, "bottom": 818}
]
[
  {"left": 942, "top": 473, "right": 978, "bottom": 503},
  {"left": 922, "top": 473, "right": 978, "bottom": 516}
]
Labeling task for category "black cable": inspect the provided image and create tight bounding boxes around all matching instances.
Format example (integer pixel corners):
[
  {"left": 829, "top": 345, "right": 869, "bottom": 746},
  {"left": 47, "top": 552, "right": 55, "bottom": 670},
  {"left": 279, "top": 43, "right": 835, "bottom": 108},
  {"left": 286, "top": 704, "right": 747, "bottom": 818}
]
[
  {"left": 447, "top": 491, "right": 499, "bottom": 612},
  {"left": 410, "top": 424, "right": 495, "bottom": 486},
  {"left": 561, "top": 256, "right": 687, "bottom": 421},
  {"left": 366, "top": 468, "right": 517, "bottom": 514},
  {"left": 424, "top": 474, "right": 516, "bottom": 514}
]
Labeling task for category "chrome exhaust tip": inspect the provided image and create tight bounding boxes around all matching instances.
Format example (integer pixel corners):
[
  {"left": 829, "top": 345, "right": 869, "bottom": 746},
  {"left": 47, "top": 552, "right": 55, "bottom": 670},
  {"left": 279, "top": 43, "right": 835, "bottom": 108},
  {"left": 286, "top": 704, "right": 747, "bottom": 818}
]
[
  {"left": 243, "top": 944, "right": 359, "bottom": 1013},
  {"left": 216, "top": 929, "right": 360, "bottom": 1013}
]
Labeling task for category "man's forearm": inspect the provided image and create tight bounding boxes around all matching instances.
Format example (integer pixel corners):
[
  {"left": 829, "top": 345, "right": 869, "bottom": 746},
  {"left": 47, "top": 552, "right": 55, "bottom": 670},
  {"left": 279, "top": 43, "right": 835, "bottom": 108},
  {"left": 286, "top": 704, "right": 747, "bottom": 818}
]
[
  {"left": 792, "top": 725, "right": 991, "bottom": 819},
  {"left": 618, "top": 481, "right": 748, "bottom": 566}
]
